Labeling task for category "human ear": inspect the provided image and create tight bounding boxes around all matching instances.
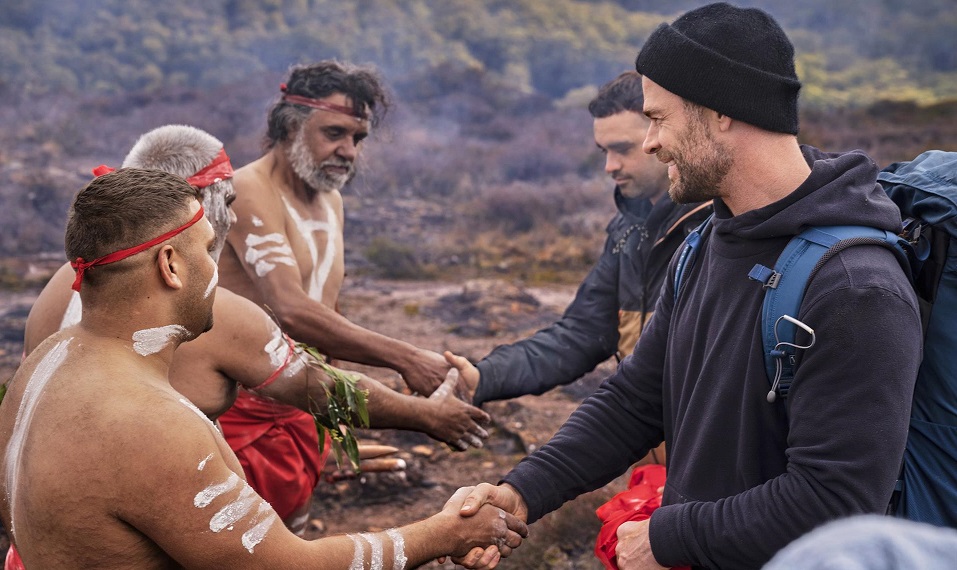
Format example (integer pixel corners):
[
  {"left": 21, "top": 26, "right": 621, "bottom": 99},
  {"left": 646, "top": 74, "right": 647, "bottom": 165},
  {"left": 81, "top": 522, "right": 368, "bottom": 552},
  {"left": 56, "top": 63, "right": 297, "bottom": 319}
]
[
  {"left": 715, "top": 112, "right": 733, "bottom": 132},
  {"left": 156, "top": 245, "right": 184, "bottom": 290}
]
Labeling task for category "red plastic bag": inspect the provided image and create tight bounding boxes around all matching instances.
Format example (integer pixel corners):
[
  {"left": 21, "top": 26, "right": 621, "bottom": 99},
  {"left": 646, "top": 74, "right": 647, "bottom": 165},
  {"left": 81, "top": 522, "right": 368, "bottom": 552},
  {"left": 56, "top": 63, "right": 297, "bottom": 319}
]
[{"left": 594, "top": 464, "right": 689, "bottom": 570}]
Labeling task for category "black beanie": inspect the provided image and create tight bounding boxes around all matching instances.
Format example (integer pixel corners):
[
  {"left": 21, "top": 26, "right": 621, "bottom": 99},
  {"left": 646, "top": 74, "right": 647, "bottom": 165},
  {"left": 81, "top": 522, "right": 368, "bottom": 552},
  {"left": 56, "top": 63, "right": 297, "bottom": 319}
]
[{"left": 635, "top": 2, "right": 801, "bottom": 134}]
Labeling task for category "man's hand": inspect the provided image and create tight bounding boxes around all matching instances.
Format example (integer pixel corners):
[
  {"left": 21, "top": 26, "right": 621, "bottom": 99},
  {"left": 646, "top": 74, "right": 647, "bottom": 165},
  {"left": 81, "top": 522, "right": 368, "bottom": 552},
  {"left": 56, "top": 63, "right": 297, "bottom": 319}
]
[
  {"left": 444, "top": 350, "right": 481, "bottom": 404},
  {"left": 427, "top": 368, "right": 490, "bottom": 451},
  {"left": 437, "top": 487, "right": 528, "bottom": 568},
  {"left": 399, "top": 348, "right": 450, "bottom": 396},
  {"left": 616, "top": 519, "right": 667, "bottom": 570},
  {"left": 446, "top": 483, "right": 529, "bottom": 568}
]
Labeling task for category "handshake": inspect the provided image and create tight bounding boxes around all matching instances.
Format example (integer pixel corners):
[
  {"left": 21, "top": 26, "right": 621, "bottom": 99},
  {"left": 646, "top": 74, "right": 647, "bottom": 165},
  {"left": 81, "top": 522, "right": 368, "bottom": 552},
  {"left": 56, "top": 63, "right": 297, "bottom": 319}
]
[{"left": 434, "top": 483, "right": 529, "bottom": 569}]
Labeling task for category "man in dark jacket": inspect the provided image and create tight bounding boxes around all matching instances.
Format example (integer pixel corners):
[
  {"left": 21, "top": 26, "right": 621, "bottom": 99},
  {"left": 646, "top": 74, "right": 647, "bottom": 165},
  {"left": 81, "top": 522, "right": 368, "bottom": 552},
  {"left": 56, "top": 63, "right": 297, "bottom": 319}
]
[
  {"left": 451, "top": 74, "right": 710, "bottom": 462},
  {"left": 451, "top": 3, "right": 923, "bottom": 569}
]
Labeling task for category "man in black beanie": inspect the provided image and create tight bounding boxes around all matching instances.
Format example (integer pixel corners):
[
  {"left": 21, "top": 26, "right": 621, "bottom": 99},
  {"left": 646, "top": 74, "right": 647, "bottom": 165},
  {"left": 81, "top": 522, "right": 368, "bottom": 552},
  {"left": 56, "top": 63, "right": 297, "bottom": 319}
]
[{"left": 448, "top": 3, "right": 922, "bottom": 569}]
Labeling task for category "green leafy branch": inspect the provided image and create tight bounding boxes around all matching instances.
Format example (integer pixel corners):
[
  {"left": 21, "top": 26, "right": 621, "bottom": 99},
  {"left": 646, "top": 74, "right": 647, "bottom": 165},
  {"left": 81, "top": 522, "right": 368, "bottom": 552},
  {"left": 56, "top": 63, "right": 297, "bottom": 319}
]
[{"left": 297, "top": 343, "right": 370, "bottom": 472}]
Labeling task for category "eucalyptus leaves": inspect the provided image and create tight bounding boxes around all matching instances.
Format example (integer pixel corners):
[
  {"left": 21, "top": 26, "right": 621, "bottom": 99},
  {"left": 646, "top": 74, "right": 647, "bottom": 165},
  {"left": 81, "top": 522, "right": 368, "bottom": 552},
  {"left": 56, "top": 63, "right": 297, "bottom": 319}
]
[{"left": 298, "top": 344, "right": 370, "bottom": 471}]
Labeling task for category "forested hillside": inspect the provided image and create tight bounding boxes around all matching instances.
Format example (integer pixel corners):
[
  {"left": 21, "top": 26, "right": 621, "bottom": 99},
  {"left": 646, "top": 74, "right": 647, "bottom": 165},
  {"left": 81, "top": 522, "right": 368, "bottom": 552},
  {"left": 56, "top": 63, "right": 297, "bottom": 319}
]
[
  {"left": 2, "top": 0, "right": 955, "bottom": 105},
  {"left": 0, "top": 0, "right": 955, "bottom": 271}
]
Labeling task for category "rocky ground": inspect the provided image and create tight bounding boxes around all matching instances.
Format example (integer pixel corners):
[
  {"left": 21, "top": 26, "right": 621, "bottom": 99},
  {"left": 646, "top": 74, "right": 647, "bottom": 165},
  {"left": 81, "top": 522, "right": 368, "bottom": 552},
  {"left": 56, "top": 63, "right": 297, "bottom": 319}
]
[{"left": 0, "top": 273, "right": 628, "bottom": 569}]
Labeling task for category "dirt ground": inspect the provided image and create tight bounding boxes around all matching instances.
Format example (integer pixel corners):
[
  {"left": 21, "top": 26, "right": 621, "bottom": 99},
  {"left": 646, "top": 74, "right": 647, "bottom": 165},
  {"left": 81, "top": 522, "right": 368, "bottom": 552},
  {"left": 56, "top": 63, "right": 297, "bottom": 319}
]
[{"left": 0, "top": 275, "right": 629, "bottom": 568}]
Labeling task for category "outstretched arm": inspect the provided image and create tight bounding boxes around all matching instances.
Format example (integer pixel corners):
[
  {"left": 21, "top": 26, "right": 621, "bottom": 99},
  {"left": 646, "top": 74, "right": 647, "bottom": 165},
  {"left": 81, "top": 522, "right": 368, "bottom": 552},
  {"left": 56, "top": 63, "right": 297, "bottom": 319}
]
[
  {"left": 224, "top": 176, "right": 448, "bottom": 394},
  {"left": 206, "top": 292, "right": 489, "bottom": 449},
  {"left": 121, "top": 391, "right": 525, "bottom": 568}
]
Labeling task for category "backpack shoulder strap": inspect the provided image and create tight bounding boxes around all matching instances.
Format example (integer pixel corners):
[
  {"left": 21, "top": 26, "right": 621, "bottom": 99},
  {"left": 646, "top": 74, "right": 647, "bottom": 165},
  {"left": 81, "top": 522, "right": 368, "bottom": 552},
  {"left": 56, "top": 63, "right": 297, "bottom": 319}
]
[
  {"left": 748, "top": 226, "right": 906, "bottom": 403},
  {"left": 673, "top": 213, "right": 714, "bottom": 299}
]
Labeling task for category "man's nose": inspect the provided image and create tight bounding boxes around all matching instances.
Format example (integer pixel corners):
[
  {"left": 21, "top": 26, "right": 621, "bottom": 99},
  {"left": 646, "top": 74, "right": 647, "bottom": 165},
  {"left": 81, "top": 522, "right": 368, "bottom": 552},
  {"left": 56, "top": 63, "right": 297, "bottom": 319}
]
[
  {"left": 605, "top": 154, "right": 621, "bottom": 174},
  {"left": 337, "top": 138, "right": 358, "bottom": 161},
  {"left": 642, "top": 125, "right": 659, "bottom": 155}
]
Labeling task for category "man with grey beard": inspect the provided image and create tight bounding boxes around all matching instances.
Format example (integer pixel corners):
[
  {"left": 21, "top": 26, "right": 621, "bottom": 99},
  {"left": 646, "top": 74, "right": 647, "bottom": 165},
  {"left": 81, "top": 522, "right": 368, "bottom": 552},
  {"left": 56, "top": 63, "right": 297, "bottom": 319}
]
[{"left": 217, "top": 61, "right": 479, "bottom": 530}]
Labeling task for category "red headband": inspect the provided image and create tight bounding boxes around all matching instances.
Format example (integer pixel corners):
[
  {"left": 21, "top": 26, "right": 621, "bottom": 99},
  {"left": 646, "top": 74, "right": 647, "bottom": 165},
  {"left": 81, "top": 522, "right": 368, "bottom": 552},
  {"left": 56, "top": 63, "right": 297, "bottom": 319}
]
[
  {"left": 279, "top": 83, "right": 367, "bottom": 120},
  {"left": 91, "top": 148, "right": 233, "bottom": 190},
  {"left": 186, "top": 148, "right": 233, "bottom": 189},
  {"left": 70, "top": 205, "right": 206, "bottom": 292}
]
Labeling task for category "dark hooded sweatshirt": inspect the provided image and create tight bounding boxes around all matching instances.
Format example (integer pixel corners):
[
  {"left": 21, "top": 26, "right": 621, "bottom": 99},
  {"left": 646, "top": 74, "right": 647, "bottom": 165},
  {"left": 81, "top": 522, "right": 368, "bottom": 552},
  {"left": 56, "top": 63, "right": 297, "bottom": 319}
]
[
  {"left": 474, "top": 190, "right": 711, "bottom": 405},
  {"left": 501, "top": 147, "right": 923, "bottom": 569}
]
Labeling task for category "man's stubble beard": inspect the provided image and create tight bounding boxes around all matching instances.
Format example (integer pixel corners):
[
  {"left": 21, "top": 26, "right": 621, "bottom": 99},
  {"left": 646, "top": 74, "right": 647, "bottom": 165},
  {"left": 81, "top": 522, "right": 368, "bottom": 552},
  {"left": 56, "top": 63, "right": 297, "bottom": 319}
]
[
  {"left": 665, "top": 114, "right": 733, "bottom": 205},
  {"left": 288, "top": 129, "right": 355, "bottom": 196}
]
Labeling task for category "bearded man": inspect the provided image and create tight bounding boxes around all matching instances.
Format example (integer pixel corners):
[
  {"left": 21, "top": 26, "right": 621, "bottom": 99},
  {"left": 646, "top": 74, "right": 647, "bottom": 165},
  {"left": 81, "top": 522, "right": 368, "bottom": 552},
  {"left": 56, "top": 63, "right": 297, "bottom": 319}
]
[{"left": 216, "top": 61, "right": 485, "bottom": 535}]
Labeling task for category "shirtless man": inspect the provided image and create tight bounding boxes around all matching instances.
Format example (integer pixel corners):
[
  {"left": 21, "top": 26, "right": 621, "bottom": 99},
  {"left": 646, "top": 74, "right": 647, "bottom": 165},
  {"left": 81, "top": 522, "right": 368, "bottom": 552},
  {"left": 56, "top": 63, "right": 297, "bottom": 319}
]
[
  {"left": 23, "top": 125, "right": 490, "bottom": 533},
  {"left": 0, "top": 168, "right": 525, "bottom": 569},
  {"left": 216, "top": 61, "right": 481, "bottom": 532},
  {"left": 218, "top": 61, "right": 450, "bottom": 393}
]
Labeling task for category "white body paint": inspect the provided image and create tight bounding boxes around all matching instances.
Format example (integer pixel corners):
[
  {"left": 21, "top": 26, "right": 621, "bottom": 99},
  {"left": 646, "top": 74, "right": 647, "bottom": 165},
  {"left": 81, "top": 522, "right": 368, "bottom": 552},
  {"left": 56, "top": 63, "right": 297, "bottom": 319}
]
[
  {"left": 59, "top": 292, "right": 82, "bottom": 330},
  {"left": 263, "top": 326, "right": 305, "bottom": 379},
  {"left": 244, "top": 233, "right": 296, "bottom": 277},
  {"left": 361, "top": 532, "right": 384, "bottom": 570},
  {"left": 204, "top": 265, "right": 218, "bottom": 299},
  {"left": 242, "top": 503, "right": 278, "bottom": 553},
  {"left": 209, "top": 482, "right": 258, "bottom": 532},
  {"left": 194, "top": 472, "right": 241, "bottom": 508},
  {"left": 197, "top": 453, "right": 214, "bottom": 471},
  {"left": 348, "top": 534, "right": 366, "bottom": 570},
  {"left": 251, "top": 215, "right": 264, "bottom": 227},
  {"left": 281, "top": 197, "right": 337, "bottom": 302},
  {"left": 386, "top": 528, "right": 408, "bottom": 570},
  {"left": 132, "top": 325, "right": 190, "bottom": 356},
  {"left": 5, "top": 338, "right": 71, "bottom": 535}
]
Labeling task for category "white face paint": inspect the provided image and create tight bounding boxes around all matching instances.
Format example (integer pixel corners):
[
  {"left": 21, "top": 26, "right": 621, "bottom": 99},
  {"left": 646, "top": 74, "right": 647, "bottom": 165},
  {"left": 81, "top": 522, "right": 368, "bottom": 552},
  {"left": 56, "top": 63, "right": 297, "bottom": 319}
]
[
  {"left": 59, "top": 292, "right": 82, "bottom": 330},
  {"left": 202, "top": 182, "right": 233, "bottom": 263},
  {"left": 204, "top": 264, "right": 218, "bottom": 299},
  {"left": 251, "top": 215, "right": 264, "bottom": 228},
  {"left": 244, "top": 233, "right": 296, "bottom": 277},
  {"left": 263, "top": 326, "right": 305, "bottom": 380},
  {"left": 132, "top": 325, "right": 190, "bottom": 356},
  {"left": 281, "top": 196, "right": 337, "bottom": 302},
  {"left": 5, "top": 338, "right": 71, "bottom": 535}
]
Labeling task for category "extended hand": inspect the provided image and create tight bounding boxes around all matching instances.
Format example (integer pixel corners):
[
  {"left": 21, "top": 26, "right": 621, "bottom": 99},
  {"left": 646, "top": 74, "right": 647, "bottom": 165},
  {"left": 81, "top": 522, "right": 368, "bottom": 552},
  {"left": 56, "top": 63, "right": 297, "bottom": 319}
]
[
  {"left": 440, "top": 487, "right": 528, "bottom": 567},
  {"left": 449, "top": 483, "right": 530, "bottom": 568},
  {"left": 400, "top": 348, "right": 450, "bottom": 396},
  {"left": 616, "top": 519, "right": 667, "bottom": 570},
  {"left": 428, "top": 367, "right": 490, "bottom": 451},
  {"left": 444, "top": 350, "right": 481, "bottom": 404}
]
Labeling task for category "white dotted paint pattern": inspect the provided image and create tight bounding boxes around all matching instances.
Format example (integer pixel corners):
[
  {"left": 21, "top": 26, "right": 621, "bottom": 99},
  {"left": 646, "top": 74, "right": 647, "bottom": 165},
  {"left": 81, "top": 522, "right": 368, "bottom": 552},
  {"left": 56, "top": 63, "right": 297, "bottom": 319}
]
[
  {"left": 194, "top": 472, "right": 241, "bottom": 508},
  {"left": 263, "top": 325, "right": 305, "bottom": 380},
  {"left": 386, "top": 528, "right": 407, "bottom": 570},
  {"left": 132, "top": 325, "right": 190, "bottom": 356},
  {"left": 241, "top": 502, "right": 277, "bottom": 553},
  {"left": 203, "top": 264, "right": 218, "bottom": 299},
  {"left": 281, "top": 196, "right": 337, "bottom": 302},
  {"left": 251, "top": 215, "right": 264, "bottom": 227},
  {"left": 348, "top": 534, "right": 365, "bottom": 570},
  {"left": 361, "top": 533, "right": 384, "bottom": 570},
  {"left": 4, "top": 338, "right": 71, "bottom": 536},
  {"left": 244, "top": 233, "right": 296, "bottom": 277},
  {"left": 59, "top": 291, "right": 82, "bottom": 330},
  {"left": 197, "top": 453, "right": 214, "bottom": 471}
]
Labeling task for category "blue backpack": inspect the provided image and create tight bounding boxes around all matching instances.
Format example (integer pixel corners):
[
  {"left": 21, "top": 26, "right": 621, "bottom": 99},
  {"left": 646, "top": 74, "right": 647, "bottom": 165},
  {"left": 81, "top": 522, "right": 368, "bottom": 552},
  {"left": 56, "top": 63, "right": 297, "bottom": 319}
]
[{"left": 674, "top": 150, "right": 957, "bottom": 528}]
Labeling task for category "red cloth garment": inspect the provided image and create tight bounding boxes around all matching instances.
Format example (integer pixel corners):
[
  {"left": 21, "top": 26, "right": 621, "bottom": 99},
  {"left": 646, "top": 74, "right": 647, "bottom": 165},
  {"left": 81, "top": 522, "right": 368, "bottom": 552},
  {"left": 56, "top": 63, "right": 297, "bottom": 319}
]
[
  {"left": 594, "top": 464, "right": 689, "bottom": 570},
  {"left": 218, "top": 390, "right": 331, "bottom": 521},
  {"left": 4, "top": 545, "right": 24, "bottom": 570}
]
